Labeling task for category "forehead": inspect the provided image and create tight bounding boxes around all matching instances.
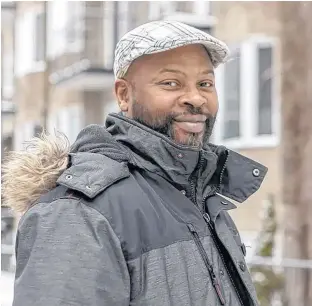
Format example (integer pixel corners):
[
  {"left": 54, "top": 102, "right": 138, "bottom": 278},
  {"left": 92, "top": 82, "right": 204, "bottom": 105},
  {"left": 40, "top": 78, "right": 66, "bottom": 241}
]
[{"left": 126, "top": 44, "right": 213, "bottom": 79}]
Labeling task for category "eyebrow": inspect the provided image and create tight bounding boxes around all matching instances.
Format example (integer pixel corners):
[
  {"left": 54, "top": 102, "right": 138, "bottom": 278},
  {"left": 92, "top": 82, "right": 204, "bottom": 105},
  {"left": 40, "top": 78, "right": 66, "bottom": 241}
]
[{"left": 157, "top": 68, "right": 215, "bottom": 76}]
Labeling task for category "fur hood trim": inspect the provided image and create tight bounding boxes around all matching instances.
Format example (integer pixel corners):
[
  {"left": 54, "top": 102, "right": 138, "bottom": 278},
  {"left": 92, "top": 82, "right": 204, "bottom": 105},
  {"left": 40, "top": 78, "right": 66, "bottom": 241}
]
[{"left": 2, "top": 131, "right": 70, "bottom": 214}]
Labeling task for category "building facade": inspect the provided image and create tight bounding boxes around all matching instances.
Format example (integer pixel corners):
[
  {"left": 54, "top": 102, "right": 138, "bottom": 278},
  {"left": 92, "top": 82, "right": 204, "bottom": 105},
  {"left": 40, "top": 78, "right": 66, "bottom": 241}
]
[
  {"left": 1, "top": 1, "right": 16, "bottom": 273},
  {"left": 212, "top": 1, "right": 283, "bottom": 259}
]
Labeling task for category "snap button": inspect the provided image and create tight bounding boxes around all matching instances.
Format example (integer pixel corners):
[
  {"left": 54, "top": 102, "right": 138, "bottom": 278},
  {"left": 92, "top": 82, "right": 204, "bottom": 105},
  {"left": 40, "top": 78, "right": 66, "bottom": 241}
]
[
  {"left": 232, "top": 229, "right": 238, "bottom": 236},
  {"left": 86, "top": 185, "right": 92, "bottom": 190},
  {"left": 239, "top": 262, "right": 246, "bottom": 272},
  {"left": 181, "top": 190, "right": 186, "bottom": 195},
  {"left": 241, "top": 243, "right": 247, "bottom": 256},
  {"left": 177, "top": 153, "right": 183, "bottom": 158},
  {"left": 65, "top": 174, "right": 73, "bottom": 180},
  {"left": 252, "top": 168, "right": 260, "bottom": 177}
]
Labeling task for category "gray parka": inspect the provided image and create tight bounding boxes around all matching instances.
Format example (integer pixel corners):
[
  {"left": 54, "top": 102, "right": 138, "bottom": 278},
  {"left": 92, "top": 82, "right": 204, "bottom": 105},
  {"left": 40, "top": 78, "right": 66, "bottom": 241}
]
[{"left": 10, "top": 113, "right": 267, "bottom": 306}]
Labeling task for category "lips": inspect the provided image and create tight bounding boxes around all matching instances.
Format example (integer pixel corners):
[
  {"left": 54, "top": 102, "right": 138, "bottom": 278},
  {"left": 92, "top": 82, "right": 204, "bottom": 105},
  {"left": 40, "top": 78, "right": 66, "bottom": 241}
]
[
  {"left": 174, "top": 114, "right": 207, "bottom": 123},
  {"left": 174, "top": 115, "right": 207, "bottom": 134},
  {"left": 174, "top": 121, "right": 205, "bottom": 133}
]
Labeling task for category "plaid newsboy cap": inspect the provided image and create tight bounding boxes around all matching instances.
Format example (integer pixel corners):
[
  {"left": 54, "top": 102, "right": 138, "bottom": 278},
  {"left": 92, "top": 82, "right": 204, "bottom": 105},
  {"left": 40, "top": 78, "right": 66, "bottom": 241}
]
[{"left": 114, "top": 20, "right": 230, "bottom": 79}]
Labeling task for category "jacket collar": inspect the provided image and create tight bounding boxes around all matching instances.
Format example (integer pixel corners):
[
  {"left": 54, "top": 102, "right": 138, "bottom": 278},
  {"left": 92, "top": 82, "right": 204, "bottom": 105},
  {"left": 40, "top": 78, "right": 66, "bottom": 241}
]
[
  {"left": 105, "top": 113, "right": 268, "bottom": 203},
  {"left": 106, "top": 114, "right": 220, "bottom": 186},
  {"left": 58, "top": 114, "right": 267, "bottom": 203}
]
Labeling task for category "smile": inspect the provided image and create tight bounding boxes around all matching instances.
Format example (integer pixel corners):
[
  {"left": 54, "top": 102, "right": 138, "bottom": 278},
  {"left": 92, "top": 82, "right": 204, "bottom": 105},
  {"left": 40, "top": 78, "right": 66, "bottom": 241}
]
[{"left": 174, "top": 121, "right": 205, "bottom": 133}]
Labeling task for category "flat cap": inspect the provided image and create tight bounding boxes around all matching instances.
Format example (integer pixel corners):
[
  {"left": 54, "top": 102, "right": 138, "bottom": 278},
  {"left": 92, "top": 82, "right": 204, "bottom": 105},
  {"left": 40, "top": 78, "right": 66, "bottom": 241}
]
[{"left": 114, "top": 20, "right": 230, "bottom": 79}]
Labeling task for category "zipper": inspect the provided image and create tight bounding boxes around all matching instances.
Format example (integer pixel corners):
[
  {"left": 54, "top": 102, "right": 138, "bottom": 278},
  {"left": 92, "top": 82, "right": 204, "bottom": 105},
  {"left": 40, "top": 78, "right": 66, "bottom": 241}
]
[
  {"left": 187, "top": 224, "right": 226, "bottom": 305},
  {"left": 215, "top": 149, "right": 230, "bottom": 195},
  {"left": 189, "top": 154, "right": 205, "bottom": 211},
  {"left": 189, "top": 149, "right": 247, "bottom": 305},
  {"left": 203, "top": 213, "right": 245, "bottom": 306},
  {"left": 199, "top": 150, "right": 247, "bottom": 306},
  {"left": 190, "top": 149, "right": 229, "bottom": 212},
  {"left": 193, "top": 149, "right": 246, "bottom": 306}
]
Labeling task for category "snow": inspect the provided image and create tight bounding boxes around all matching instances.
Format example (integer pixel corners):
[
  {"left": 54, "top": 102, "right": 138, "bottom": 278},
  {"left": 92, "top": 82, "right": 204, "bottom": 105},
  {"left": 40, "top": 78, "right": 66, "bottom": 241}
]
[{"left": 0, "top": 271, "right": 14, "bottom": 306}]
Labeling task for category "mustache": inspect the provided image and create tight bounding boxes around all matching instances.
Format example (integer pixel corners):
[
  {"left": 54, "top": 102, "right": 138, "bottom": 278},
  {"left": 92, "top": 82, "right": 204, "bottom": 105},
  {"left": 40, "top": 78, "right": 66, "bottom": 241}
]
[{"left": 170, "top": 106, "right": 212, "bottom": 122}]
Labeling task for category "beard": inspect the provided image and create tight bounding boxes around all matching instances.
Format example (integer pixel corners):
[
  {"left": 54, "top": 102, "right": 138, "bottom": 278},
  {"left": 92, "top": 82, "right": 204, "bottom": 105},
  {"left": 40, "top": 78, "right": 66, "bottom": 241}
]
[{"left": 131, "top": 98, "right": 216, "bottom": 148}]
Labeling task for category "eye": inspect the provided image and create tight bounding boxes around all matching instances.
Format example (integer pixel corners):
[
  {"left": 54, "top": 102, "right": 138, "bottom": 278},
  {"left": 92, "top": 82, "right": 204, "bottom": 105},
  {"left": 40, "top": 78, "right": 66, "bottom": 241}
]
[
  {"left": 161, "top": 81, "right": 179, "bottom": 87},
  {"left": 199, "top": 81, "right": 213, "bottom": 88}
]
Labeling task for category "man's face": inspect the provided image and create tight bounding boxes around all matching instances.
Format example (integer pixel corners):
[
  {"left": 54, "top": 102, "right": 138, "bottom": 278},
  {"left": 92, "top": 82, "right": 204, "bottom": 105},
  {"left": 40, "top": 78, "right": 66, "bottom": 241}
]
[{"left": 115, "top": 44, "right": 219, "bottom": 148}]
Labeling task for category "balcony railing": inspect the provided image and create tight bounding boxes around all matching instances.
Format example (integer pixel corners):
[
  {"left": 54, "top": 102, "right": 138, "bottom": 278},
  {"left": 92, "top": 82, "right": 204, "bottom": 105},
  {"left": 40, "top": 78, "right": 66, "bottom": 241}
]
[{"left": 49, "top": 1, "right": 118, "bottom": 91}]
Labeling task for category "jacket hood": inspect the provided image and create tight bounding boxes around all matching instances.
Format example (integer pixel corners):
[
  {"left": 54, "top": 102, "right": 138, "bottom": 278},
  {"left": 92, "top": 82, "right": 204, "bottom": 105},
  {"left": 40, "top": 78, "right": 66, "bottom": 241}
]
[
  {"left": 2, "top": 113, "right": 268, "bottom": 215},
  {"left": 2, "top": 131, "right": 70, "bottom": 215}
]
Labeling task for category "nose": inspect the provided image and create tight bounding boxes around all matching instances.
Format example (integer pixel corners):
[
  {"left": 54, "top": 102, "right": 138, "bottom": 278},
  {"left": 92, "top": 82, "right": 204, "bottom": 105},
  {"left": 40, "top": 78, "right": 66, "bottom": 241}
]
[{"left": 179, "top": 86, "right": 206, "bottom": 109}]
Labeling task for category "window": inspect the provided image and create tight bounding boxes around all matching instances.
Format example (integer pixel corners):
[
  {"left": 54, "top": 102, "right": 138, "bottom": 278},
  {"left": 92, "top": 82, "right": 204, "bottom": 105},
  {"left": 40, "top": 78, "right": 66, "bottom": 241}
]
[
  {"left": 2, "top": 52, "right": 14, "bottom": 99},
  {"left": 47, "top": 1, "right": 85, "bottom": 59},
  {"left": 102, "top": 1, "right": 129, "bottom": 69},
  {"left": 118, "top": 1, "right": 129, "bottom": 38},
  {"left": 175, "top": 1, "right": 193, "bottom": 13},
  {"left": 160, "top": 1, "right": 213, "bottom": 30},
  {"left": 193, "top": 1, "right": 211, "bottom": 16},
  {"left": 103, "top": 1, "right": 116, "bottom": 69},
  {"left": 1, "top": 31, "right": 14, "bottom": 99},
  {"left": 214, "top": 37, "right": 279, "bottom": 149},
  {"left": 15, "top": 11, "right": 45, "bottom": 77},
  {"left": 47, "top": 1, "right": 67, "bottom": 57},
  {"left": 149, "top": 2, "right": 210, "bottom": 17},
  {"left": 257, "top": 46, "right": 273, "bottom": 135},
  {"left": 34, "top": 13, "right": 45, "bottom": 62},
  {"left": 223, "top": 50, "right": 241, "bottom": 139},
  {"left": 66, "top": 2, "right": 85, "bottom": 51}
]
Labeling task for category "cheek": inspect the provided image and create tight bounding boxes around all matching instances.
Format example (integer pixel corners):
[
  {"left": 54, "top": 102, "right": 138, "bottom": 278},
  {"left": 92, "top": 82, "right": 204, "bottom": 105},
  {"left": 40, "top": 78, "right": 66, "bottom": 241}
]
[
  {"left": 138, "top": 89, "right": 177, "bottom": 113},
  {"left": 207, "top": 92, "right": 219, "bottom": 115}
]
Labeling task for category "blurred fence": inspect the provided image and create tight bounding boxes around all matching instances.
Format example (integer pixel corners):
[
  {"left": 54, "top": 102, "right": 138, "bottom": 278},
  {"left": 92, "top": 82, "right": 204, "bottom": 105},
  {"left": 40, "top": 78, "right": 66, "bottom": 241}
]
[{"left": 248, "top": 257, "right": 312, "bottom": 306}]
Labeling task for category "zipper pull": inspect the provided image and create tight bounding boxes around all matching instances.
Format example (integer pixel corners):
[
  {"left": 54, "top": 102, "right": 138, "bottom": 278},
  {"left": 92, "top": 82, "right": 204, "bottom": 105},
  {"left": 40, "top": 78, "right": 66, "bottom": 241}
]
[
  {"left": 203, "top": 213, "right": 211, "bottom": 224},
  {"left": 211, "top": 273, "right": 226, "bottom": 305},
  {"left": 187, "top": 223, "right": 196, "bottom": 233}
]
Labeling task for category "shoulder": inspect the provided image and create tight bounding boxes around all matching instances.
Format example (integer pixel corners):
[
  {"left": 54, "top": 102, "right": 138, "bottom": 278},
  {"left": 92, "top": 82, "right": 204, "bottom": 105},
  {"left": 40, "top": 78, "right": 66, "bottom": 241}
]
[
  {"left": 19, "top": 151, "right": 133, "bottom": 227},
  {"left": 57, "top": 152, "right": 130, "bottom": 199}
]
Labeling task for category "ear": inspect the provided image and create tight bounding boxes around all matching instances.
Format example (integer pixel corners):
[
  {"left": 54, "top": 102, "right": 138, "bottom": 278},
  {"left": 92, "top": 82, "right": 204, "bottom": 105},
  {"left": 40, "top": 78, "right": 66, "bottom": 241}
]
[{"left": 114, "top": 79, "right": 131, "bottom": 112}]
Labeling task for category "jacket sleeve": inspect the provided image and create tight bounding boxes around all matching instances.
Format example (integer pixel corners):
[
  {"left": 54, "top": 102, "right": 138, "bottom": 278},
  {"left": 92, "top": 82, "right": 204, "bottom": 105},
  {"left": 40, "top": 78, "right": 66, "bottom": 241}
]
[{"left": 13, "top": 198, "right": 130, "bottom": 306}]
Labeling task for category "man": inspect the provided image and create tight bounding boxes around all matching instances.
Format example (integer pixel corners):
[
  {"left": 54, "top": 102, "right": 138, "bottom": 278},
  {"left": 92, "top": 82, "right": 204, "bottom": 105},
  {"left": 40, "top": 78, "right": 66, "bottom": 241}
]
[{"left": 3, "top": 21, "right": 267, "bottom": 306}]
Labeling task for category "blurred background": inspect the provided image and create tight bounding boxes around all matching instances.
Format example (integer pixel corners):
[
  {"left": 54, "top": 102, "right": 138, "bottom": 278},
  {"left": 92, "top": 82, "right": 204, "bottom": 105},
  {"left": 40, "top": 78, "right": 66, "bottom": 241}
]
[{"left": 1, "top": 1, "right": 312, "bottom": 306}]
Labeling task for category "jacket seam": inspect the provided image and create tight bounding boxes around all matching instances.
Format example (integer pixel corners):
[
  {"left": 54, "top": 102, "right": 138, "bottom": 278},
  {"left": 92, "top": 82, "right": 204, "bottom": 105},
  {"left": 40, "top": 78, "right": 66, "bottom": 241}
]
[{"left": 125, "top": 233, "right": 209, "bottom": 262}]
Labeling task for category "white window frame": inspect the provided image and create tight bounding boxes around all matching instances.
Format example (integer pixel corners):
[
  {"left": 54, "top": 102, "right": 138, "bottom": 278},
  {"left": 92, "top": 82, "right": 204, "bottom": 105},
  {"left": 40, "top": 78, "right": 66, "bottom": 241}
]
[
  {"left": 15, "top": 10, "right": 46, "bottom": 77},
  {"left": 118, "top": 1, "right": 129, "bottom": 38},
  {"left": 47, "top": 1, "right": 85, "bottom": 59},
  {"left": 65, "top": 1, "right": 85, "bottom": 54},
  {"left": 33, "top": 11, "right": 45, "bottom": 63},
  {"left": 2, "top": 52, "right": 14, "bottom": 99},
  {"left": 193, "top": 1, "right": 211, "bottom": 16},
  {"left": 161, "top": 1, "right": 215, "bottom": 28},
  {"left": 103, "top": 1, "right": 116, "bottom": 69},
  {"left": 47, "top": 1, "right": 67, "bottom": 58},
  {"left": 31, "top": 9, "right": 46, "bottom": 72},
  {"left": 214, "top": 36, "right": 280, "bottom": 150}
]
